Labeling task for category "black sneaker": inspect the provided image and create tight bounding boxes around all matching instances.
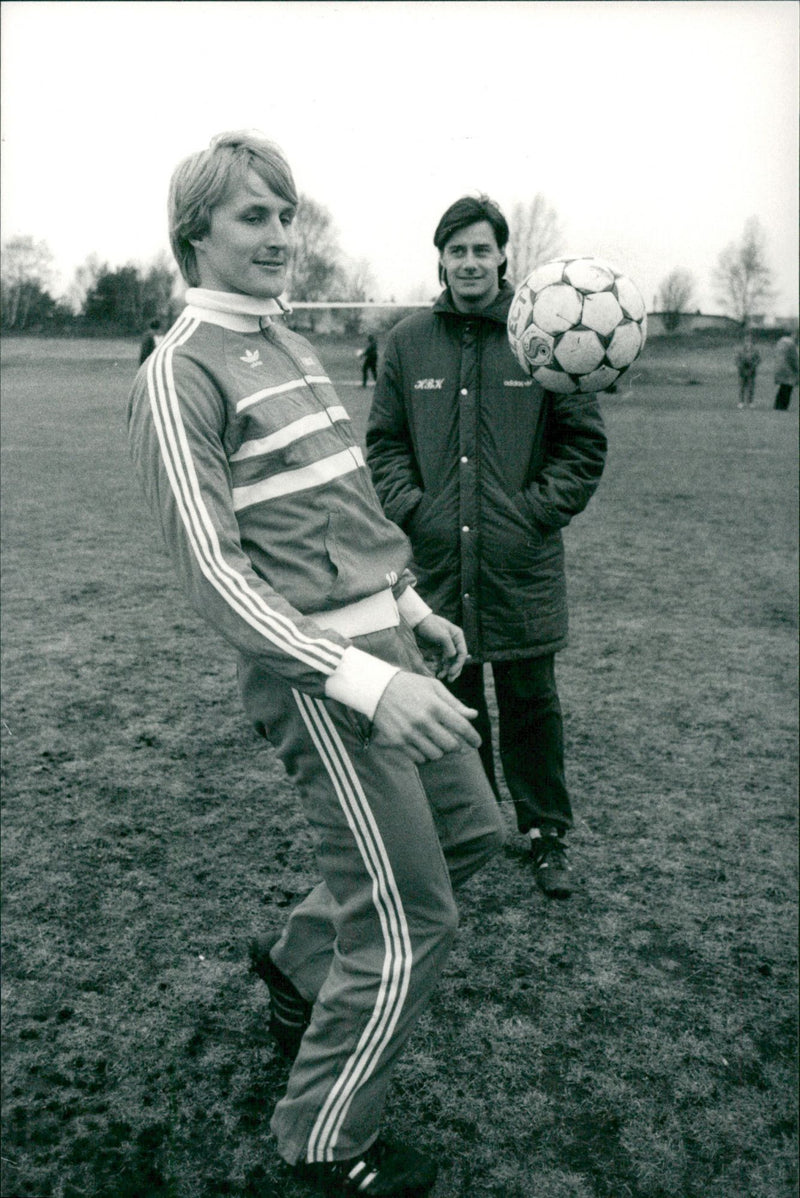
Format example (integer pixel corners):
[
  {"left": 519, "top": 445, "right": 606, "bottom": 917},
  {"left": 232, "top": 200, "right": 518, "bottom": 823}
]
[
  {"left": 292, "top": 1139, "right": 438, "bottom": 1196},
  {"left": 248, "top": 936, "right": 312, "bottom": 1061},
  {"left": 531, "top": 832, "right": 573, "bottom": 899}
]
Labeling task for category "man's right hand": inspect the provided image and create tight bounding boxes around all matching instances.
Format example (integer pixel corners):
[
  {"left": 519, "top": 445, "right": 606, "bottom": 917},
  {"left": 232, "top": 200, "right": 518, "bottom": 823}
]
[{"left": 371, "top": 671, "right": 481, "bottom": 764}]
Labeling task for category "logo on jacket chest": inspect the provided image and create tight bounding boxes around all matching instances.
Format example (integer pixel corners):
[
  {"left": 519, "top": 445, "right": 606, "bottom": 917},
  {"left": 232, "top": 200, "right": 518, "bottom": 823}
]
[{"left": 414, "top": 378, "right": 445, "bottom": 390}]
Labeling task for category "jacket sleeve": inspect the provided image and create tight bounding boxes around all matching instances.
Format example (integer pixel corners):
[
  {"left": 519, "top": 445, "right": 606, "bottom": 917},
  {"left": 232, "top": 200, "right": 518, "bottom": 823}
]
[
  {"left": 127, "top": 351, "right": 398, "bottom": 716},
  {"left": 365, "top": 332, "right": 425, "bottom": 529},
  {"left": 518, "top": 392, "right": 608, "bottom": 530}
]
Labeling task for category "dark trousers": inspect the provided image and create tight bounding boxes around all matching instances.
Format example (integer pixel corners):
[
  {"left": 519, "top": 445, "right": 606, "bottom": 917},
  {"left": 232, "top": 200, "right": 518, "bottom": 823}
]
[
  {"left": 448, "top": 655, "right": 572, "bottom": 835},
  {"left": 738, "top": 375, "right": 756, "bottom": 405},
  {"left": 774, "top": 384, "right": 794, "bottom": 410},
  {"left": 361, "top": 356, "right": 377, "bottom": 386}
]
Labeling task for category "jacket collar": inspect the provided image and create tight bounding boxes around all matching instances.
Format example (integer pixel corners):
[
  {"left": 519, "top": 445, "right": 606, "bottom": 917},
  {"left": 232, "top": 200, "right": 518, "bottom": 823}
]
[
  {"left": 183, "top": 288, "right": 293, "bottom": 333},
  {"left": 432, "top": 282, "right": 514, "bottom": 325}
]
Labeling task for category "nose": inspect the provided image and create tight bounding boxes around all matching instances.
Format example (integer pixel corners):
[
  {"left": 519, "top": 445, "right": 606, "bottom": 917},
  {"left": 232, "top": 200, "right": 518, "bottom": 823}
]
[{"left": 265, "top": 213, "right": 290, "bottom": 248}]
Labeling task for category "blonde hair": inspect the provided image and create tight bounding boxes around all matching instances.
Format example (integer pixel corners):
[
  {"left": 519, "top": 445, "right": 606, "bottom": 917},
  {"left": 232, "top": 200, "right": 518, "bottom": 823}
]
[{"left": 168, "top": 130, "right": 298, "bottom": 285}]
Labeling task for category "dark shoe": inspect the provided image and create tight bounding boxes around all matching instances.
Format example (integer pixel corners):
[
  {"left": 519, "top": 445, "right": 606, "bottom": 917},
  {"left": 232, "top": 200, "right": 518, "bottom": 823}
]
[
  {"left": 248, "top": 936, "right": 312, "bottom": 1061},
  {"left": 292, "top": 1139, "right": 438, "bottom": 1196},
  {"left": 531, "top": 833, "right": 573, "bottom": 899}
]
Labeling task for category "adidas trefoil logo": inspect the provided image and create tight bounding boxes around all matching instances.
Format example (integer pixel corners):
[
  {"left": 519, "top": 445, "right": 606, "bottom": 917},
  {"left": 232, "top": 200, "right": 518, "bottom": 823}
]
[{"left": 240, "top": 349, "right": 263, "bottom": 368}]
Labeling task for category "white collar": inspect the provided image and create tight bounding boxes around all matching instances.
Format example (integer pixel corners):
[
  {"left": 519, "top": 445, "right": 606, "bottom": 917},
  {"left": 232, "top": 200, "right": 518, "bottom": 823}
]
[{"left": 184, "top": 288, "right": 293, "bottom": 333}]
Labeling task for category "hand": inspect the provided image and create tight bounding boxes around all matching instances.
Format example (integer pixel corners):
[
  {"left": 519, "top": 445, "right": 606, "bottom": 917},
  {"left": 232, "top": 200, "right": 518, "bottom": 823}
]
[
  {"left": 372, "top": 671, "right": 481, "bottom": 764},
  {"left": 413, "top": 613, "right": 469, "bottom": 681}
]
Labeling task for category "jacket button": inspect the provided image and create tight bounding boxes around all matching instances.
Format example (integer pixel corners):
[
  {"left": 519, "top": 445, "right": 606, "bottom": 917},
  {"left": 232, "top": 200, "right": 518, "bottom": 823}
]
[
  {"left": 460, "top": 388, "right": 468, "bottom": 396},
  {"left": 460, "top": 455, "right": 469, "bottom": 464},
  {"left": 462, "top": 525, "right": 470, "bottom": 533},
  {"left": 463, "top": 592, "right": 470, "bottom": 599}
]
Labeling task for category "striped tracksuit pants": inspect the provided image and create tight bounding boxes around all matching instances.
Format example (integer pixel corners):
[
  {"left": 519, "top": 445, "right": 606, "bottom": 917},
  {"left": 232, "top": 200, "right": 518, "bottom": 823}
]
[{"left": 238, "top": 619, "right": 505, "bottom": 1165}]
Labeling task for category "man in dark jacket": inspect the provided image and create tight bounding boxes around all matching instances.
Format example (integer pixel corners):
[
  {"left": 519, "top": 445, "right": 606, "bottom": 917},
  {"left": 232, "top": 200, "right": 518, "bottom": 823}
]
[{"left": 366, "top": 195, "right": 607, "bottom": 898}]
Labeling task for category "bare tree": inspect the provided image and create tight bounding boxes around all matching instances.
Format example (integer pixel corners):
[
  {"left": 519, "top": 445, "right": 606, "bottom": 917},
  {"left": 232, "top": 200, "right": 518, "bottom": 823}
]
[
  {"left": 68, "top": 253, "right": 104, "bottom": 314},
  {"left": 288, "top": 194, "right": 344, "bottom": 303},
  {"left": 341, "top": 257, "right": 377, "bottom": 304},
  {"left": 507, "top": 196, "right": 563, "bottom": 284},
  {"left": 406, "top": 282, "right": 437, "bottom": 305},
  {"left": 1, "top": 235, "right": 54, "bottom": 328},
  {"left": 658, "top": 268, "right": 696, "bottom": 332},
  {"left": 713, "top": 217, "right": 774, "bottom": 325},
  {"left": 339, "top": 257, "right": 379, "bottom": 336},
  {"left": 142, "top": 251, "right": 182, "bottom": 324}
]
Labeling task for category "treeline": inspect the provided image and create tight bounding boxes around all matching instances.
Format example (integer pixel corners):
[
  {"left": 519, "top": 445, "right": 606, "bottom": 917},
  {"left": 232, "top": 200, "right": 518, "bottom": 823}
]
[
  {"left": 1, "top": 195, "right": 380, "bottom": 338},
  {"left": 1, "top": 206, "right": 786, "bottom": 339},
  {"left": 1, "top": 237, "right": 179, "bottom": 336}
]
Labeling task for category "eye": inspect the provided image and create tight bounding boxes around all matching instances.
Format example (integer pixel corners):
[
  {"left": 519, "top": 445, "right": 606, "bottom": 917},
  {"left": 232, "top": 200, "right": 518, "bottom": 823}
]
[{"left": 280, "top": 212, "right": 295, "bottom": 227}]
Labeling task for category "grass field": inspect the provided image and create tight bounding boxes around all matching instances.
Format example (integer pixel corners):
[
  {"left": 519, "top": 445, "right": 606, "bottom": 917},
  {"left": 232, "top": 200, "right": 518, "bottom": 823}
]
[{"left": 1, "top": 332, "right": 797, "bottom": 1198}]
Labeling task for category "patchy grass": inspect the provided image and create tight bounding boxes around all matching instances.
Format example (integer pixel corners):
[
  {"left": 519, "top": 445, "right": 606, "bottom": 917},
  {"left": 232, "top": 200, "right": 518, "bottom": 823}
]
[{"left": 1, "top": 333, "right": 797, "bottom": 1198}]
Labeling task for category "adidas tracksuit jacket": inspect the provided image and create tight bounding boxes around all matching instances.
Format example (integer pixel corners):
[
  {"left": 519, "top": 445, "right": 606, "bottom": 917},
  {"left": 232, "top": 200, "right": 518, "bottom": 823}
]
[{"left": 127, "top": 289, "right": 504, "bottom": 1165}]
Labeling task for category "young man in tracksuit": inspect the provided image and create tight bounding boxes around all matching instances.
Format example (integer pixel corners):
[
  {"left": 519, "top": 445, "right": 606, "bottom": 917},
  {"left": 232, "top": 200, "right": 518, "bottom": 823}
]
[
  {"left": 127, "top": 133, "right": 504, "bottom": 1198},
  {"left": 366, "top": 196, "right": 607, "bottom": 899}
]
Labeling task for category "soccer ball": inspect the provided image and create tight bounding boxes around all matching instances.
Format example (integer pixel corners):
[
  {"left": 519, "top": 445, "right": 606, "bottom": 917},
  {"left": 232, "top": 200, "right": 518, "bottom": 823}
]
[{"left": 507, "top": 257, "right": 647, "bottom": 393}]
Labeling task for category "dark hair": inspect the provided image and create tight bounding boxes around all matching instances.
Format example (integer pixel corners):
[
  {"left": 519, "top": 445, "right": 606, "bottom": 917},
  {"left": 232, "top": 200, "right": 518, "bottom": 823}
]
[
  {"left": 433, "top": 194, "right": 509, "bottom": 285},
  {"left": 168, "top": 130, "right": 298, "bottom": 286}
]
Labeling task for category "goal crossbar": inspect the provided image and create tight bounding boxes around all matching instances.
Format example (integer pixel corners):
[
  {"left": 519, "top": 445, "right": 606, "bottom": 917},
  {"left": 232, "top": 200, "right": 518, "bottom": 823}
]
[{"left": 286, "top": 301, "right": 429, "bottom": 309}]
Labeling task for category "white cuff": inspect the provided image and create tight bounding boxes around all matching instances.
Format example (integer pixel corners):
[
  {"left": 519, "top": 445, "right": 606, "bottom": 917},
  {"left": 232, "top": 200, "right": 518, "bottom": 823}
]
[
  {"left": 324, "top": 645, "right": 400, "bottom": 720},
  {"left": 397, "top": 587, "right": 432, "bottom": 629}
]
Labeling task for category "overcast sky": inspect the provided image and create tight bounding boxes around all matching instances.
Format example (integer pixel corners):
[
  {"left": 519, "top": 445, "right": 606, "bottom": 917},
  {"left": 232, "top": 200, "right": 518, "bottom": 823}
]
[{"left": 2, "top": 0, "right": 798, "bottom": 314}]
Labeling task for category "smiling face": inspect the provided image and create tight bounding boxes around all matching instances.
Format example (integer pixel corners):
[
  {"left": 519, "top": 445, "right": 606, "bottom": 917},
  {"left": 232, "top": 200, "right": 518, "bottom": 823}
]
[
  {"left": 439, "top": 220, "right": 506, "bottom": 312},
  {"left": 190, "top": 169, "right": 296, "bottom": 298}
]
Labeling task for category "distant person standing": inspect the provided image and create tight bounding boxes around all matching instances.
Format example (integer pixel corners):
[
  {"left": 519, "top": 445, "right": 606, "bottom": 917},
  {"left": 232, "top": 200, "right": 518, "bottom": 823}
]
[
  {"left": 359, "top": 333, "right": 378, "bottom": 387},
  {"left": 138, "top": 319, "right": 163, "bottom": 365},
  {"left": 735, "top": 330, "right": 760, "bottom": 409},
  {"left": 773, "top": 331, "right": 799, "bottom": 410}
]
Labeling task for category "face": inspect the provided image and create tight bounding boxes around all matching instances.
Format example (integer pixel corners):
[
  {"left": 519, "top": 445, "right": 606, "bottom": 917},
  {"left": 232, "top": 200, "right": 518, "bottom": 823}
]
[
  {"left": 191, "top": 169, "right": 295, "bottom": 298},
  {"left": 440, "top": 220, "right": 505, "bottom": 311}
]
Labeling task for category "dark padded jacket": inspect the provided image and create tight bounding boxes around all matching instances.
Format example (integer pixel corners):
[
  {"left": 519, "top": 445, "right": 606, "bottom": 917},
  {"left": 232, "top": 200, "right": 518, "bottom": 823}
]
[{"left": 365, "top": 283, "right": 607, "bottom": 661}]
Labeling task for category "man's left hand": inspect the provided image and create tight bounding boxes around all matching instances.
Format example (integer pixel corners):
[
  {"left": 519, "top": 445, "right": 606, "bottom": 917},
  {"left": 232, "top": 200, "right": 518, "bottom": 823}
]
[{"left": 414, "top": 613, "right": 469, "bottom": 682}]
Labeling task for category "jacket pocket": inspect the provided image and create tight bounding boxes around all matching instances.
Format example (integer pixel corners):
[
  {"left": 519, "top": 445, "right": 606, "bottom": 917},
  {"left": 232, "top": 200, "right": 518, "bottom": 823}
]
[
  {"left": 407, "top": 485, "right": 460, "bottom": 568},
  {"left": 324, "top": 511, "right": 363, "bottom": 602},
  {"left": 479, "top": 481, "right": 545, "bottom": 567},
  {"left": 510, "top": 491, "right": 546, "bottom": 543}
]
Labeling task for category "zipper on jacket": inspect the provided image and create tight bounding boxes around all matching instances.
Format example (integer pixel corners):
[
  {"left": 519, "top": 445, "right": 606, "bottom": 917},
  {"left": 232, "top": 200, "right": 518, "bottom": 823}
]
[
  {"left": 257, "top": 318, "right": 328, "bottom": 402},
  {"left": 346, "top": 708, "right": 372, "bottom": 751},
  {"left": 258, "top": 318, "right": 364, "bottom": 470}
]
